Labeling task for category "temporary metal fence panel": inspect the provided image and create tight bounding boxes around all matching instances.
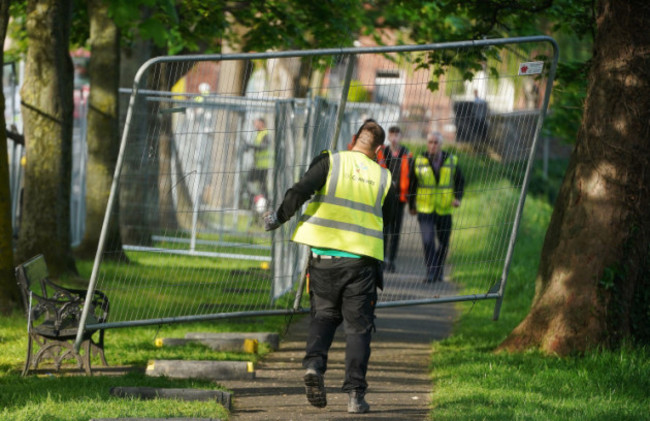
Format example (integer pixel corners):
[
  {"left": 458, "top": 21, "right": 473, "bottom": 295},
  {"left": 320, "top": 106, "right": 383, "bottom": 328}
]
[
  {"left": 4, "top": 60, "right": 89, "bottom": 246},
  {"left": 4, "top": 62, "right": 23, "bottom": 238},
  {"left": 76, "top": 36, "right": 558, "bottom": 346}
]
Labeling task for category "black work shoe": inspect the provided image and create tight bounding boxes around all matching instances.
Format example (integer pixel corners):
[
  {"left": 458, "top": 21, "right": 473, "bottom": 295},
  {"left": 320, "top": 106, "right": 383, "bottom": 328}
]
[
  {"left": 304, "top": 368, "right": 327, "bottom": 408},
  {"left": 348, "top": 390, "right": 370, "bottom": 413}
]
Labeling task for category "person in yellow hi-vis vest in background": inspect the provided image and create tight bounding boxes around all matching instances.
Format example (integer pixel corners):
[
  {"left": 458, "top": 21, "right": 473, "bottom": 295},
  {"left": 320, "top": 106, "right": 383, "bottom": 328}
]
[
  {"left": 263, "top": 120, "right": 397, "bottom": 414},
  {"left": 409, "top": 131, "right": 465, "bottom": 283},
  {"left": 246, "top": 117, "right": 272, "bottom": 201}
]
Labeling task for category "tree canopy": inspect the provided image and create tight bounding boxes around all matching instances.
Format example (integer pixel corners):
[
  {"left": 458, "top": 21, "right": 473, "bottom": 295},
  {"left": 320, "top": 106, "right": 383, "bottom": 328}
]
[{"left": 104, "top": 0, "right": 371, "bottom": 54}]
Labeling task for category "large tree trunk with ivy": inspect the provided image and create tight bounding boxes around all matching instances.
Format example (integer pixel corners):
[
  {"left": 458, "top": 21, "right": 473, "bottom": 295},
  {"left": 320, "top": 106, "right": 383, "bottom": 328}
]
[
  {"left": 0, "top": 0, "right": 20, "bottom": 313},
  {"left": 76, "top": 0, "right": 124, "bottom": 260},
  {"left": 14, "top": 0, "right": 77, "bottom": 276},
  {"left": 499, "top": 0, "right": 650, "bottom": 355}
]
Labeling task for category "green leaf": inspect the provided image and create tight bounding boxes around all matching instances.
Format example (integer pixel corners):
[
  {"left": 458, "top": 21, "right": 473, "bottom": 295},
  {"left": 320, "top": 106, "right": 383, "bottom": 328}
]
[{"left": 139, "top": 18, "right": 169, "bottom": 48}]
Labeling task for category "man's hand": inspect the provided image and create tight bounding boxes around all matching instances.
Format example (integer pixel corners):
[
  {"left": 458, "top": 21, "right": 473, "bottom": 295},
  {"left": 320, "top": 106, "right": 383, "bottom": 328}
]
[{"left": 264, "top": 211, "right": 281, "bottom": 231}]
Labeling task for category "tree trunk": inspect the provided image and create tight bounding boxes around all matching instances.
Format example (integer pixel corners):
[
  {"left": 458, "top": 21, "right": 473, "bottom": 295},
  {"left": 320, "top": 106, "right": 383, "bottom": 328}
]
[
  {"left": 75, "top": 0, "right": 124, "bottom": 260},
  {"left": 156, "top": 61, "right": 183, "bottom": 230},
  {"left": 198, "top": 13, "right": 248, "bottom": 215},
  {"left": 117, "top": 16, "right": 154, "bottom": 245},
  {"left": 499, "top": 0, "right": 650, "bottom": 355},
  {"left": 15, "top": 0, "right": 77, "bottom": 276},
  {"left": 0, "top": 0, "right": 20, "bottom": 313}
]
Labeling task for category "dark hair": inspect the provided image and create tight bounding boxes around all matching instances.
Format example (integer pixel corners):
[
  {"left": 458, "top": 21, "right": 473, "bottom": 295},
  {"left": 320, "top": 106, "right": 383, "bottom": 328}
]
[
  {"left": 355, "top": 119, "right": 385, "bottom": 148},
  {"left": 388, "top": 126, "right": 400, "bottom": 134}
]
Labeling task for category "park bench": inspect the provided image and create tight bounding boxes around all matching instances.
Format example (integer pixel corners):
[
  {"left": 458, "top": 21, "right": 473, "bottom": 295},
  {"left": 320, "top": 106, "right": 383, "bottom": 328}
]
[{"left": 15, "top": 254, "right": 110, "bottom": 376}]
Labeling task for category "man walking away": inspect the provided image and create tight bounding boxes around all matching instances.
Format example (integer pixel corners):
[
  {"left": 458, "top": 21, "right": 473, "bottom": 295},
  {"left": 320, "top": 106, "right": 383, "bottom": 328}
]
[{"left": 264, "top": 120, "right": 397, "bottom": 413}]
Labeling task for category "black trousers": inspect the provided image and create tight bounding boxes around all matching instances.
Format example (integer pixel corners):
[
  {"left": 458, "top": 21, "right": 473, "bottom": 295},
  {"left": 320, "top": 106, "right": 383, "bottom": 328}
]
[
  {"left": 303, "top": 255, "right": 379, "bottom": 393},
  {"left": 417, "top": 212, "right": 452, "bottom": 281},
  {"left": 383, "top": 201, "right": 405, "bottom": 264},
  {"left": 247, "top": 167, "right": 269, "bottom": 198}
]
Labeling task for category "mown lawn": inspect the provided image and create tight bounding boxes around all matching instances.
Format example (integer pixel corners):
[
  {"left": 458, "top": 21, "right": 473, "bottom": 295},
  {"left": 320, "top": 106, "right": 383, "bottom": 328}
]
[{"left": 0, "top": 304, "right": 292, "bottom": 421}]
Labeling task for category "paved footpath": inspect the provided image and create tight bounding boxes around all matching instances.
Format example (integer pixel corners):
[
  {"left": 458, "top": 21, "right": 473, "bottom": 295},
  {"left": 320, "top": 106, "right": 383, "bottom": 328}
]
[{"left": 222, "top": 302, "right": 456, "bottom": 421}]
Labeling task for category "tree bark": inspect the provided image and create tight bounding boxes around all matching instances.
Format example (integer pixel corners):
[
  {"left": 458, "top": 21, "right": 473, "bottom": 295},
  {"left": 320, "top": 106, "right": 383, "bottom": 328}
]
[
  {"left": 75, "top": 0, "right": 124, "bottom": 260},
  {"left": 499, "top": 0, "right": 650, "bottom": 355},
  {"left": 15, "top": 0, "right": 77, "bottom": 276},
  {"left": 156, "top": 61, "right": 183, "bottom": 230},
  {"left": 199, "top": 12, "right": 248, "bottom": 214},
  {"left": 0, "top": 0, "right": 20, "bottom": 313},
  {"left": 117, "top": 14, "right": 154, "bottom": 245}
]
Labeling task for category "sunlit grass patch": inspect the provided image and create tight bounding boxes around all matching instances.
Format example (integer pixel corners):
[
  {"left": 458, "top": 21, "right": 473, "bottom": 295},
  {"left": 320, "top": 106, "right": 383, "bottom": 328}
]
[{"left": 429, "top": 161, "right": 650, "bottom": 420}]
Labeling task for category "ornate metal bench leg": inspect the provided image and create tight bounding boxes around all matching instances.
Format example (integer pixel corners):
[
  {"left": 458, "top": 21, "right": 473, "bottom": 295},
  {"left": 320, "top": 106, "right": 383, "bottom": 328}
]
[
  {"left": 95, "top": 329, "right": 108, "bottom": 366},
  {"left": 34, "top": 341, "right": 62, "bottom": 371},
  {"left": 97, "top": 346, "right": 108, "bottom": 366},
  {"left": 81, "top": 340, "right": 92, "bottom": 376}
]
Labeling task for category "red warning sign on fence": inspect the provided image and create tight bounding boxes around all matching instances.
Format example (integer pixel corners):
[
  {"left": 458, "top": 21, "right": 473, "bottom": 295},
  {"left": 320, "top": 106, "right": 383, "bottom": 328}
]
[{"left": 518, "top": 61, "right": 544, "bottom": 76}]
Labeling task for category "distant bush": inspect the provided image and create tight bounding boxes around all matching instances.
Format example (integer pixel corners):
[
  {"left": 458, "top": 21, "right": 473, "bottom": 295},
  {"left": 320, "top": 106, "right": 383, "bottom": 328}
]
[{"left": 526, "top": 158, "right": 569, "bottom": 205}]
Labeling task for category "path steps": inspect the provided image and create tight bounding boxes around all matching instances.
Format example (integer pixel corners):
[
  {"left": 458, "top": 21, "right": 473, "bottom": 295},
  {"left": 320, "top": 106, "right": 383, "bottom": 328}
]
[
  {"left": 184, "top": 332, "right": 279, "bottom": 350},
  {"left": 155, "top": 337, "right": 259, "bottom": 353},
  {"left": 145, "top": 359, "right": 254, "bottom": 380}
]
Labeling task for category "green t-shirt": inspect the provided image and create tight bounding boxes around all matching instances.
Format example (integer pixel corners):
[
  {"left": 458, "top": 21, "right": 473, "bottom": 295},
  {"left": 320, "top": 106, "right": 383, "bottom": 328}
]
[{"left": 310, "top": 247, "right": 360, "bottom": 258}]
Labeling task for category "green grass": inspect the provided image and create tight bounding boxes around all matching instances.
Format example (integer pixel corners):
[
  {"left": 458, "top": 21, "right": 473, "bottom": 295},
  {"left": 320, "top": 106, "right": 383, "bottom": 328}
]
[
  {"left": 64, "top": 250, "right": 306, "bottom": 326},
  {"left": 429, "top": 176, "right": 650, "bottom": 420},
  {"left": 0, "top": 299, "right": 296, "bottom": 421},
  {"left": 0, "top": 372, "right": 228, "bottom": 421}
]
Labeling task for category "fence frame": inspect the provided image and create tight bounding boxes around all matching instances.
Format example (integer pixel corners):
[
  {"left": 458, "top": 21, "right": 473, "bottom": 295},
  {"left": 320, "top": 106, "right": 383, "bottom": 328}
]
[{"left": 75, "top": 35, "right": 559, "bottom": 351}]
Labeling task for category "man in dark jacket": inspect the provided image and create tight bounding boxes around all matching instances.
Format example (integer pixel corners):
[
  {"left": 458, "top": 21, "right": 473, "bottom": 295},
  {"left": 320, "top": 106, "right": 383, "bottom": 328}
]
[
  {"left": 379, "top": 126, "right": 413, "bottom": 272},
  {"left": 264, "top": 120, "right": 397, "bottom": 413},
  {"left": 409, "top": 131, "right": 464, "bottom": 283}
]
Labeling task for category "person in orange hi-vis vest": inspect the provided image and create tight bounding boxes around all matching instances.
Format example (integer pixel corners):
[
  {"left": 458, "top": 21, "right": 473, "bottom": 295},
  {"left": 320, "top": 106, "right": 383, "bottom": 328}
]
[{"left": 379, "top": 126, "right": 413, "bottom": 273}]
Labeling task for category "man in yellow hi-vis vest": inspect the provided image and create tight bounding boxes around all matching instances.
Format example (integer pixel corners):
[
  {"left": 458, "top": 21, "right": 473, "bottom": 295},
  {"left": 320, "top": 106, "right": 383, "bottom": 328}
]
[
  {"left": 264, "top": 120, "right": 397, "bottom": 414},
  {"left": 247, "top": 117, "right": 272, "bottom": 199},
  {"left": 409, "top": 131, "right": 465, "bottom": 283}
]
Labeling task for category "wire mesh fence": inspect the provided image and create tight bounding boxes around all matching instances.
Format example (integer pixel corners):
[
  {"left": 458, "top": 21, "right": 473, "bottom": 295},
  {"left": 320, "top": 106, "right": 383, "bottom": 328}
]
[
  {"left": 5, "top": 61, "right": 90, "bottom": 246},
  {"left": 77, "top": 36, "right": 558, "bottom": 339}
]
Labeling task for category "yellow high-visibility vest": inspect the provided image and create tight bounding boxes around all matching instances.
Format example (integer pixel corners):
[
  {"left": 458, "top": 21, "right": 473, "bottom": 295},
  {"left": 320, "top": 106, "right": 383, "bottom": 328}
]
[
  {"left": 254, "top": 129, "right": 271, "bottom": 169},
  {"left": 414, "top": 153, "right": 458, "bottom": 215},
  {"left": 292, "top": 151, "right": 391, "bottom": 260}
]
